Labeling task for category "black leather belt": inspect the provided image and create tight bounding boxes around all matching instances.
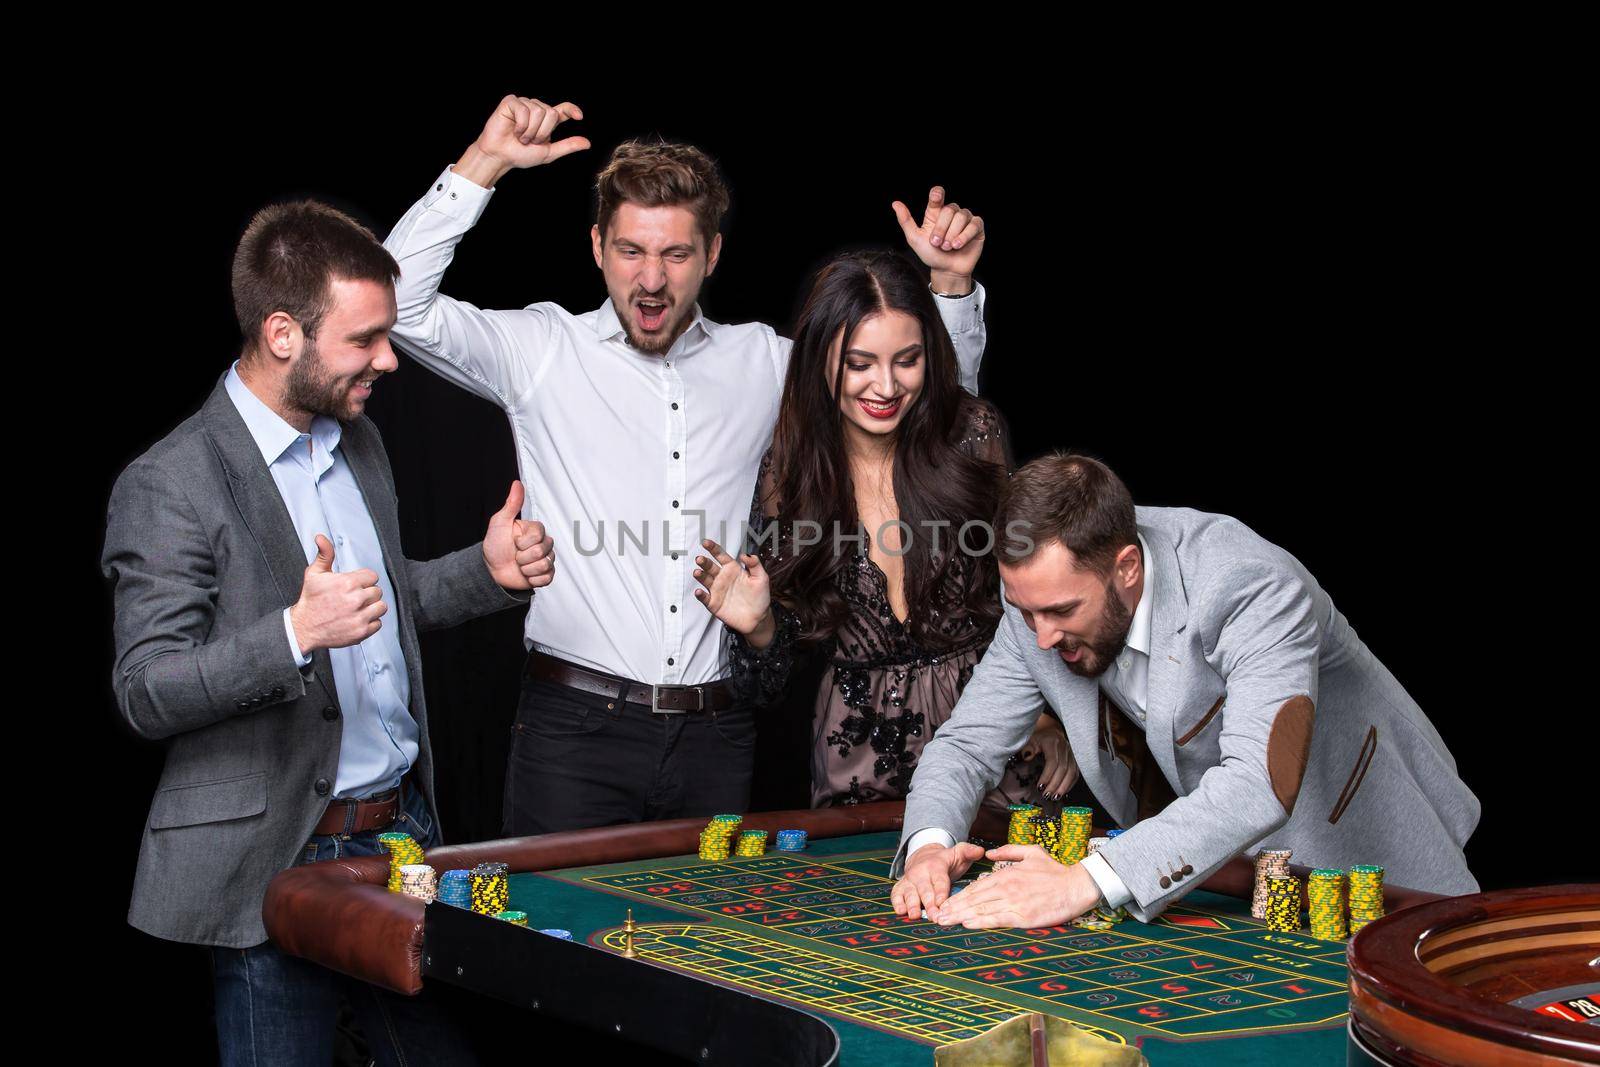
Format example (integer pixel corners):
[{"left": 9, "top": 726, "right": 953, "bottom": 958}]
[{"left": 524, "top": 650, "right": 737, "bottom": 713}]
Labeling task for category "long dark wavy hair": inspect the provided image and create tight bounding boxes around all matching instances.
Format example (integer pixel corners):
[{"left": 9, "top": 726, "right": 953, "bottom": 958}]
[{"left": 766, "top": 249, "right": 1004, "bottom": 646}]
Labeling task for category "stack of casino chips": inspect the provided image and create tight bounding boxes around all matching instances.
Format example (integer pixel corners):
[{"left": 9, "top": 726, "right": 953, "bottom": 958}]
[
  {"left": 734, "top": 830, "right": 768, "bottom": 857},
  {"left": 438, "top": 869, "right": 471, "bottom": 909},
  {"left": 1007, "top": 804, "right": 1039, "bottom": 845},
  {"left": 1252, "top": 848, "right": 1292, "bottom": 919},
  {"left": 1348, "top": 865, "right": 1386, "bottom": 933},
  {"left": 540, "top": 929, "right": 574, "bottom": 940},
  {"left": 1029, "top": 813, "right": 1062, "bottom": 860},
  {"left": 470, "top": 862, "right": 510, "bottom": 915},
  {"left": 1058, "top": 807, "right": 1094, "bottom": 865},
  {"left": 1308, "top": 869, "right": 1348, "bottom": 941},
  {"left": 775, "top": 830, "right": 808, "bottom": 853},
  {"left": 495, "top": 910, "right": 528, "bottom": 927},
  {"left": 699, "top": 815, "right": 741, "bottom": 860},
  {"left": 1264, "top": 874, "right": 1303, "bottom": 932},
  {"left": 377, "top": 832, "right": 425, "bottom": 893},
  {"left": 398, "top": 863, "right": 438, "bottom": 904}
]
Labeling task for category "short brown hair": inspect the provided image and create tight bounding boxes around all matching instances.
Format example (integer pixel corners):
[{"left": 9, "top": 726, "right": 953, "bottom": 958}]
[
  {"left": 995, "top": 453, "right": 1138, "bottom": 574},
  {"left": 594, "top": 139, "right": 730, "bottom": 252},
  {"left": 231, "top": 200, "right": 399, "bottom": 351}
]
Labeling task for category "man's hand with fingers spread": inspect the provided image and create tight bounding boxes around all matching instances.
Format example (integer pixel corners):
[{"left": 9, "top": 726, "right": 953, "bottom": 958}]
[
  {"left": 933, "top": 845, "right": 1103, "bottom": 930},
  {"left": 892, "top": 840, "right": 986, "bottom": 922},
  {"left": 288, "top": 535, "right": 386, "bottom": 654},
  {"left": 455, "top": 94, "right": 591, "bottom": 188}
]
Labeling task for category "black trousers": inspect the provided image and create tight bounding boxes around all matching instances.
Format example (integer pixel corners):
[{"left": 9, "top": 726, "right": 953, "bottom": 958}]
[{"left": 502, "top": 672, "right": 758, "bottom": 836}]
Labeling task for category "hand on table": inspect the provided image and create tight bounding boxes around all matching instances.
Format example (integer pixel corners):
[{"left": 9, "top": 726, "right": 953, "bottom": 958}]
[
  {"left": 933, "top": 845, "right": 1102, "bottom": 930},
  {"left": 892, "top": 841, "right": 987, "bottom": 921}
]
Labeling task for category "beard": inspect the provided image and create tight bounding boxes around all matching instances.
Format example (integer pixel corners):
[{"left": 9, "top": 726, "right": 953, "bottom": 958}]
[
  {"left": 619, "top": 290, "right": 692, "bottom": 355},
  {"left": 284, "top": 335, "right": 363, "bottom": 422},
  {"left": 1060, "top": 576, "right": 1135, "bottom": 679}
]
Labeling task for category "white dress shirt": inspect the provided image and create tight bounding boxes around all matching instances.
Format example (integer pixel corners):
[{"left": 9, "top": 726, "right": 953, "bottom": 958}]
[
  {"left": 224, "top": 367, "right": 417, "bottom": 799},
  {"left": 384, "top": 166, "right": 987, "bottom": 687},
  {"left": 906, "top": 535, "right": 1154, "bottom": 909}
]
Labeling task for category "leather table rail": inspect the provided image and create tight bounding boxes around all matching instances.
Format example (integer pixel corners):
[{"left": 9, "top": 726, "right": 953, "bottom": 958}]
[
  {"left": 262, "top": 800, "right": 1442, "bottom": 995},
  {"left": 263, "top": 802, "right": 910, "bottom": 994}
]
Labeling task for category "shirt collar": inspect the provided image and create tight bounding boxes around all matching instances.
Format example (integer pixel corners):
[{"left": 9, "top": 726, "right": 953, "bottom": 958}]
[
  {"left": 224, "top": 362, "right": 342, "bottom": 465},
  {"left": 593, "top": 299, "right": 713, "bottom": 350},
  {"left": 1126, "top": 533, "right": 1154, "bottom": 658}
]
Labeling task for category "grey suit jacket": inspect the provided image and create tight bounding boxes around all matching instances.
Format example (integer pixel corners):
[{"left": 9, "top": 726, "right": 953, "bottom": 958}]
[
  {"left": 896, "top": 506, "right": 1480, "bottom": 920},
  {"left": 103, "top": 373, "right": 528, "bottom": 948}
]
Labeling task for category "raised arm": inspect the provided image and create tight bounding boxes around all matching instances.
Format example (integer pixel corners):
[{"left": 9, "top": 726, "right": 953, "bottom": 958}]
[
  {"left": 894, "top": 186, "right": 988, "bottom": 393},
  {"left": 384, "top": 95, "right": 590, "bottom": 410}
]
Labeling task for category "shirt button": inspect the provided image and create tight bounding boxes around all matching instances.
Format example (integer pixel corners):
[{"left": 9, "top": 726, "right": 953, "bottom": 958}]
[
  {"left": 670, "top": 605, "right": 678, "bottom": 613},
  {"left": 322, "top": 706, "right": 339, "bottom": 722},
  {"left": 672, "top": 451, "right": 680, "bottom": 459},
  {"left": 436, "top": 183, "right": 444, "bottom": 191},
  {"left": 667, "top": 658, "right": 675, "bottom": 666},
  {"left": 671, "top": 402, "right": 679, "bottom": 410},
  {"left": 671, "top": 500, "right": 679, "bottom": 508},
  {"left": 314, "top": 779, "right": 332, "bottom": 797},
  {"left": 1118, "top": 656, "right": 1131, "bottom": 671},
  {"left": 1159, "top": 875, "right": 1172, "bottom": 889},
  {"left": 336, "top": 535, "right": 345, "bottom": 546},
  {"left": 671, "top": 553, "right": 680, "bottom": 561}
]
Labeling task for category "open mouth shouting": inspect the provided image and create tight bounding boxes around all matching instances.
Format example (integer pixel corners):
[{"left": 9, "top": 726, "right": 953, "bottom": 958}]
[
  {"left": 858, "top": 396, "right": 902, "bottom": 420},
  {"left": 635, "top": 295, "right": 671, "bottom": 333}
]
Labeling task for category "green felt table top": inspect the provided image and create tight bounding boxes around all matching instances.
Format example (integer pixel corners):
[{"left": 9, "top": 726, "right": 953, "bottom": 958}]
[{"left": 504, "top": 831, "right": 1353, "bottom": 1066}]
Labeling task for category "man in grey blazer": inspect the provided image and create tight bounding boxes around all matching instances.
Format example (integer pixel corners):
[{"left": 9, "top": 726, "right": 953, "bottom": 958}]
[
  {"left": 891, "top": 454, "right": 1479, "bottom": 930},
  {"left": 103, "top": 200, "right": 553, "bottom": 1064}
]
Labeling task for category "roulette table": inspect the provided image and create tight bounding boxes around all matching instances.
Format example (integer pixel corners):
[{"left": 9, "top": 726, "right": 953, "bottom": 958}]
[{"left": 264, "top": 802, "right": 1598, "bottom": 1065}]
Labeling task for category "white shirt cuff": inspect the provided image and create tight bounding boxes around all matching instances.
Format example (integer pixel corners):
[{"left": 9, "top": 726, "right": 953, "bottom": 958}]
[
  {"left": 1081, "top": 851, "right": 1134, "bottom": 909},
  {"left": 930, "top": 280, "right": 985, "bottom": 333},
  {"left": 421, "top": 166, "right": 495, "bottom": 225},
  {"left": 283, "top": 608, "right": 312, "bottom": 669},
  {"left": 906, "top": 826, "right": 957, "bottom": 857}
]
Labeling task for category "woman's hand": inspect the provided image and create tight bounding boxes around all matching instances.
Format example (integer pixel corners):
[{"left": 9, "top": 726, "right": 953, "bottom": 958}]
[
  {"left": 1020, "top": 713, "right": 1078, "bottom": 801},
  {"left": 692, "top": 539, "right": 775, "bottom": 646}
]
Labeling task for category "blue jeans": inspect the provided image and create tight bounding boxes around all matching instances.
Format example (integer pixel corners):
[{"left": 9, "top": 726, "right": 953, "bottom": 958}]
[{"left": 211, "top": 781, "right": 476, "bottom": 1066}]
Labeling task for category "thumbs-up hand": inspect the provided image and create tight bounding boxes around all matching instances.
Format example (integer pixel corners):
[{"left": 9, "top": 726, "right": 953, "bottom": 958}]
[
  {"left": 484, "top": 482, "right": 556, "bottom": 592},
  {"left": 289, "top": 534, "right": 386, "bottom": 655},
  {"left": 892, "top": 185, "right": 985, "bottom": 290}
]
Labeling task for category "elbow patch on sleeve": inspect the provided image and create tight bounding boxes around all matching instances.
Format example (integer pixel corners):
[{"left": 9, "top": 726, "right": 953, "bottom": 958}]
[{"left": 1267, "top": 696, "right": 1315, "bottom": 814}]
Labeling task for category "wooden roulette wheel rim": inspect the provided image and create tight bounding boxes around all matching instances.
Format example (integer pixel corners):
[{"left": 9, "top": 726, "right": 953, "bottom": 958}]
[{"left": 1347, "top": 883, "right": 1600, "bottom": 1065}]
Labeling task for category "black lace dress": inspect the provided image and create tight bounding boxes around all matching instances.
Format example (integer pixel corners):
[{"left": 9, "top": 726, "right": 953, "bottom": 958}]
[{"left": 728, "top": 398, "right": 1058, "bottom": 815}]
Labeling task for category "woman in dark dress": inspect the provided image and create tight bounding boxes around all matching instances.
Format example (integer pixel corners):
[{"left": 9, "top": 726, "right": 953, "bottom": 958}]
[{"left": 692, "top": 249, "right": 1075, "bottom": 815}]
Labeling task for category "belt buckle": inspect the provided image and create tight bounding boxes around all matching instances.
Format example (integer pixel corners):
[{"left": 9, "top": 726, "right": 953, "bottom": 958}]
[
  {"left": 651, "top": 684, "right": 685, "bottom": 715},
  {"left": 650, "top": 684, "right": 701, "bottom": 715}
]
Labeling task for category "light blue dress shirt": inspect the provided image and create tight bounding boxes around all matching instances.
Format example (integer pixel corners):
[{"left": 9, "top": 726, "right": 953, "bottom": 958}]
[{"left": 225, "top": 365, "right": 417, "bottom": 798}]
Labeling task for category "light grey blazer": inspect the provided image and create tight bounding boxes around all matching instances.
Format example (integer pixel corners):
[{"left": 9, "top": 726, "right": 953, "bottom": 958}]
[
  {"left": 103, "top": 374, "right": 527, "bottom": 948},
  {"left": 896, "top": 506, "right": 1480, "bottom": 920}
]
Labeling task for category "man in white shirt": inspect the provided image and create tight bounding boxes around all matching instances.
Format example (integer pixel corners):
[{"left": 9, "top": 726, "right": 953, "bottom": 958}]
[{"left": 385, "top": 94, "right": 992, "bottom": 834}]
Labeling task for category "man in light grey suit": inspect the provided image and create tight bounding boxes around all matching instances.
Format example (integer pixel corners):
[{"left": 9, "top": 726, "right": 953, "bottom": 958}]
[
  {"left": 103, "top": 200, "right": 553, "bottom": 1064},
  {"left": 891, "top": 454, "right": 1479, "bottom": 929}
]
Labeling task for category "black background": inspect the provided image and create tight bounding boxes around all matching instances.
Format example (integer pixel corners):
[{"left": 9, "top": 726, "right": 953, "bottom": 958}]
[{"left": 78, "top": 73, "right": 1585, "bottom": 1062}]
